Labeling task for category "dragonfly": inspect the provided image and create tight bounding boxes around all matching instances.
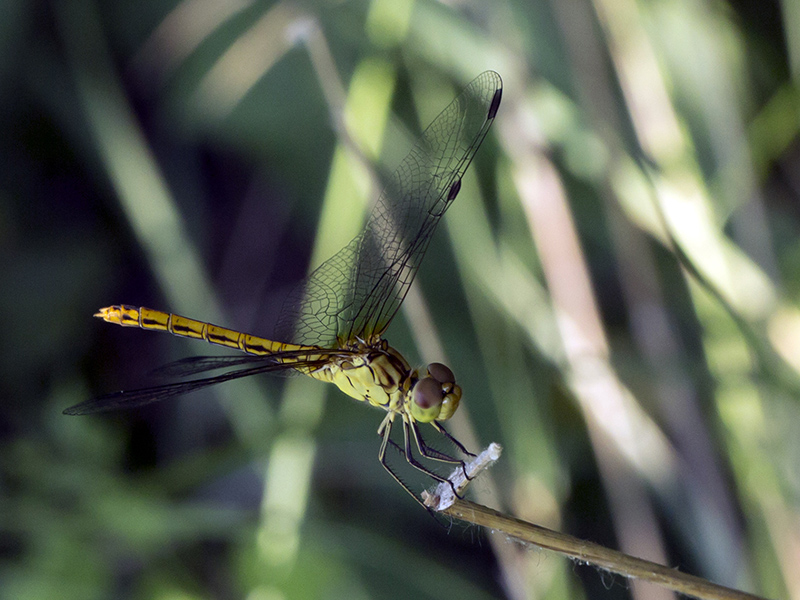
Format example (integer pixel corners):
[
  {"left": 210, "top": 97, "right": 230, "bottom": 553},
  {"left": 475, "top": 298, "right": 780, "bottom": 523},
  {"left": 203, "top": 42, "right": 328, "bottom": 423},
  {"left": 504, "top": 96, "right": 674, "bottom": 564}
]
[{"left": 65, "top": 70, "right": 503, "bottom": 503}]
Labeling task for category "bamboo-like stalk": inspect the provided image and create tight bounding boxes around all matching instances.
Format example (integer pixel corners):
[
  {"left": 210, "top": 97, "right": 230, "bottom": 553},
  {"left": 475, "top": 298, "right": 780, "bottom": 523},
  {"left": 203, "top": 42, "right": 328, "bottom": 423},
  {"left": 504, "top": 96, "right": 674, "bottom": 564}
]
[
  {"left": 442, "top": 499, "right": 765, "bottom": 600},
  {"left": 423, "top": 446, "right": 768, "bottom": 600}
]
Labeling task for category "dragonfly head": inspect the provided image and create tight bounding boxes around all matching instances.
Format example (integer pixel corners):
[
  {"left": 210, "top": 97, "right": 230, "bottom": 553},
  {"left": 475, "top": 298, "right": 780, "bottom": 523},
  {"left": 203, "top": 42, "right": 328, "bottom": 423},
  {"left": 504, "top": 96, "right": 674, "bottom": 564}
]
[{"left": 409, "top": 362, "right": 462, "bottom": 423}]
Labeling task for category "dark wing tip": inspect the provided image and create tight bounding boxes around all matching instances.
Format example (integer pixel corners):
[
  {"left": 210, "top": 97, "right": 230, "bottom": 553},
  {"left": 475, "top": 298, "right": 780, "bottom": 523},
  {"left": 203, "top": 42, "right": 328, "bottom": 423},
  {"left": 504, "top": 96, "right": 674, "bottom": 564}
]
[
  {"left": 447, "top": 178, "right": 462, "bottom": 201},
  {"left": 63, "top": 403, "right": 94, "bottom": 416},
  {"left": 479, "top": 70, "right": 502, "bottom": 120},
  {"left": 63, "top": 397, "right": 114, "bottom": 416},
  {"left": 488, "top": 87, "right": 502, "bottom": 120}
]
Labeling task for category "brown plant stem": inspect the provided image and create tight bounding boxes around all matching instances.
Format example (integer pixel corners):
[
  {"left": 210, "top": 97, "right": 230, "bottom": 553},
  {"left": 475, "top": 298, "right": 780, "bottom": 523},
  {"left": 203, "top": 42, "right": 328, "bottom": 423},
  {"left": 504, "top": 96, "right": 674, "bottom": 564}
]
[{"left": 440, "top": 498, "right": 768, "bottom": 600}]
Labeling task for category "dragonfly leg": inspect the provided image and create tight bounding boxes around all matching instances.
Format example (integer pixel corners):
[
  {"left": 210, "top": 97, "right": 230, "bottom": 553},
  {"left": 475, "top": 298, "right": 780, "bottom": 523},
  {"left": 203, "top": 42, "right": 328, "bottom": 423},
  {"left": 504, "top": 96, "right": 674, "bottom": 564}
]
[
  {"left": 430, "top": 421, "right": 476, "bottom": 483},
  {"left": 377, "top": 413, "right": 463, "bottom": 504},
  {"left": 398, "top": 418, "right": 450, "bottom": 484},
  {"left": 411, "top": 420, "right": 476, "bottom": 487},
  {"left": 432, "top": 422, "right": 476, "bottom": 458},
  {"left": 407, "top": 420, "right": 460, "bottom": 465},
  {"left": 377, "top": 411, "right": 393, "bottom": 438},
  {"left": 377, "top": 414, "right": 436, "bottom": 512},
  {"left": 403, "top": 417, "right": 469, "bottom": 501}
]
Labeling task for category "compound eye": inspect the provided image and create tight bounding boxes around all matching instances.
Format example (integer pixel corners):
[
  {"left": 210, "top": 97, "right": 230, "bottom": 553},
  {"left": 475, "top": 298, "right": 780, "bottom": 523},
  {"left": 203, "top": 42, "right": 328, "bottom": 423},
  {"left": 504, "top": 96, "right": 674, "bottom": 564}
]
[
  {"left": 427, "top": 362, "right": 454, "bottom": 384},
  {"left": 413, "top": 376, "right": 443, "bottom": 409}
]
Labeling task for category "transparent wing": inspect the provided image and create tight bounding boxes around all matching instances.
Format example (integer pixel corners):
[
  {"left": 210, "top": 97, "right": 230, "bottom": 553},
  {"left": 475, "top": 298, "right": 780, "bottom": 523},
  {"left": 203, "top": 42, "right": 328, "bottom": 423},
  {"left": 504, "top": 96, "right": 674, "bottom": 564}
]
[
  {"left": 276, "top": 71, "right": 502, "bottom": 347},
  {"left": 64, "top": 350, "right": 343, "bottom": 415},
  {"left": 149, "top": 348, "right": 329, "bottom": 378}
]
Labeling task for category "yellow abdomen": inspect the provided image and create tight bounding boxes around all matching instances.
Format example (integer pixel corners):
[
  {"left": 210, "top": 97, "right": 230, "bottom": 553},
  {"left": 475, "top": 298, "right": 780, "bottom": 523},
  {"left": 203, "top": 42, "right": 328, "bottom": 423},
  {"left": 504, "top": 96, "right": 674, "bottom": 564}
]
[{"left": 94, "top": 305, "right": 313, "bottom": 357}]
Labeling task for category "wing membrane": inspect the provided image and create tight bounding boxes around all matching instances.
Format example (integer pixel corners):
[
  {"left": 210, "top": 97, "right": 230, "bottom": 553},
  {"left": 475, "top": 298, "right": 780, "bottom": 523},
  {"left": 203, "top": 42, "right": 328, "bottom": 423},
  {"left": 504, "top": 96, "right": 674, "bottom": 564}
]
[
  {"left": 150, "top": 348, "right": 332, "bottom": 378},
  {"left": 277, "top": 71, "right": 502, "bottom": 346},
  {"left": 65, "top": 351, "right": 342, "bottom": 415}
]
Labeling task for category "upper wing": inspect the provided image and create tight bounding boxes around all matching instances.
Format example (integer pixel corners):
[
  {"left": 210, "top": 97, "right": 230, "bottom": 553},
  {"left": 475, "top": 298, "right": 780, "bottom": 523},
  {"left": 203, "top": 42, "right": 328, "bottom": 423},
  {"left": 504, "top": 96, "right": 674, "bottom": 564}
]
[{"left": 276, "top": 71, "right": 502, "bottom": 347}]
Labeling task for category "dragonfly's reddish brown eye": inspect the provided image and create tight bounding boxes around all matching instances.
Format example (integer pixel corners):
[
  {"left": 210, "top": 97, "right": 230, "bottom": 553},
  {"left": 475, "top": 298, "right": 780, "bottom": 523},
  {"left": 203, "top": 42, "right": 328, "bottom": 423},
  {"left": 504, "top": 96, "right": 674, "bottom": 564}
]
[
  {"left": 427, "top": 362, "right": 454, "bottom": 384},
  {"left": 413, "top": 377, "right": 443, "bottom": 409}
]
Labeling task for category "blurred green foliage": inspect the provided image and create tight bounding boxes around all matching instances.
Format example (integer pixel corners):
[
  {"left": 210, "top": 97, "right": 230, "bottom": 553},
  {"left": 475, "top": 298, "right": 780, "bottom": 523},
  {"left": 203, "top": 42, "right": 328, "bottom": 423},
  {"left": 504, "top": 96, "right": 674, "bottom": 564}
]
[{"left": 2, "top": 0, "right": 799, "bottom": 599}]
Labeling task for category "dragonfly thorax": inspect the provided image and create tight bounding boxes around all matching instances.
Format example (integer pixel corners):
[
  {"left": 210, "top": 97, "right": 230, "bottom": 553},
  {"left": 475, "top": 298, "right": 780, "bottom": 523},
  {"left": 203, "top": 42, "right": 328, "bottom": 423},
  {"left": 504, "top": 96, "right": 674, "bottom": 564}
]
[{"left": 311, "top": 341, "right": 461, "bottom": 424}]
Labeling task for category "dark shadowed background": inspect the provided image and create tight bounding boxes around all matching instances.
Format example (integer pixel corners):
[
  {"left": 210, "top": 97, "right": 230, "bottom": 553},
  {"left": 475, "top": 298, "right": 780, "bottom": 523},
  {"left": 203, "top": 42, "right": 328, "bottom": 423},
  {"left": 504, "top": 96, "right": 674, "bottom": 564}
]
[{"left": 2, "top": 1, "right": 799, "bottom": 599}]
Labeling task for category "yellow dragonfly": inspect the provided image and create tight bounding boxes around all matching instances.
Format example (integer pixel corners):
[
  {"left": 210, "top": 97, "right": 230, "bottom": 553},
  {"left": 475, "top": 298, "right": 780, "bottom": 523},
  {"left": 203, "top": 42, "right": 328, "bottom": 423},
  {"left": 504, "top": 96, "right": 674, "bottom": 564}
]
[{"left": 65, "top": 70, "right": 502, "bottom": 502}]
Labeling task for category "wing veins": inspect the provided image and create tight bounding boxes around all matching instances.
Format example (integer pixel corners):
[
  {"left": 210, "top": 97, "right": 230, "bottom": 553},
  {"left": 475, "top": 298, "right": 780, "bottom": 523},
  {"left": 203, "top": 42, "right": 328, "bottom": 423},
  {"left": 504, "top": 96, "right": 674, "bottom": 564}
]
[
  {"left": 275, "top": 71, "right": 502, "bottom": 347},
  {"left": 65, "top": 353, "right": 340, "bottom": 415}
]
